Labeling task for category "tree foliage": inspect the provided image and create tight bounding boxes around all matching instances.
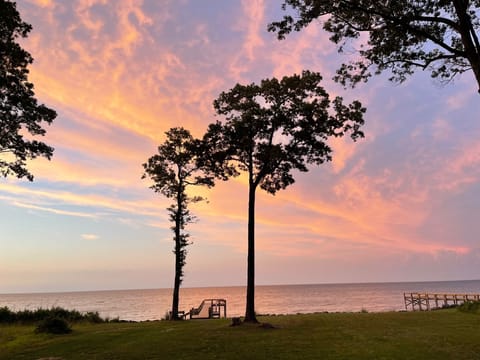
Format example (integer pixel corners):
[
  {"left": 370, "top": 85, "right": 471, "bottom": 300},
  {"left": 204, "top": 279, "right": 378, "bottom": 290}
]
[
  {"left": 202, "top": 70, "right": 365, "bottom": 322},
  {"left": 269, "top": 0, "right": 480, "bottom": 92},
  {"left": 0, "top": 0, "right": 56, "bottom": 181},
  {"left": 143, "top": 127, "right": 214, "bottom": 320}
]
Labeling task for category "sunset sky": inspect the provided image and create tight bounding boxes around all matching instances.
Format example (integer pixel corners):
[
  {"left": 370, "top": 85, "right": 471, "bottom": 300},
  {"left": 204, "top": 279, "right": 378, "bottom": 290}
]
[{"left": 1, "top": 0, "right": 479, "bottom": 294}]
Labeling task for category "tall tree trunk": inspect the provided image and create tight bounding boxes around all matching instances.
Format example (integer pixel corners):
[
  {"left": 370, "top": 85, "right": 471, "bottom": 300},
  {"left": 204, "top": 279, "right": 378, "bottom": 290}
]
[
  {"left": 171, "top": 254, "right": 181, "bottom": 319},
  {"left": 171, "top": 187, "right": 183, "bottom": 320},
  {"left": 453, "top": 0, "right": 480, "bottom": 93},
  {"left": 244, "top": 179, "right": 258, "bottom": 323},
  {"left": 171, "top": 238, "right": 181, "bottom": 319}
]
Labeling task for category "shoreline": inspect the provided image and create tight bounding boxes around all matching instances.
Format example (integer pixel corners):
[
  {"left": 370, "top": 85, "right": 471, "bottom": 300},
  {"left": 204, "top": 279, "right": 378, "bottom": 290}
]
[
  {"left": 2, "top": 280, "right": 480, "bottom": 321},
  {"left": 2, "top": 278, "right": 480, "bottom": 296}
]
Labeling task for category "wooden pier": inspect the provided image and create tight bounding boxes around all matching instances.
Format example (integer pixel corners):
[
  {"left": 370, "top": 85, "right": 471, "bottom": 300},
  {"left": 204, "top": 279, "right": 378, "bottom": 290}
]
[{"left": 404, "top": 292, "right": 480, "bottom": 311}]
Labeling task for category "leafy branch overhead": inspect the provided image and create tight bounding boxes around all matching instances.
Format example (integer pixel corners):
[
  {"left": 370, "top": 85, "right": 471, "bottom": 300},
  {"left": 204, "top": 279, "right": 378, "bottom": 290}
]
[
  {"left": 269, "top": 0, "right": 480, "bottom": 92},
  {"left": 0, "top": 0, "right": 56, "bottom": 181}
]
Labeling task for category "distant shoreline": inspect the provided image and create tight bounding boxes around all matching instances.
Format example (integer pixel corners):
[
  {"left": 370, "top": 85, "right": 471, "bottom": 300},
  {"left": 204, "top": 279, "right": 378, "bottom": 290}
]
[
  {"left": 2, "top": 278, "right": 479, "bottom": 296},
  {"left": 2, "top": 280, "right": 480, "bottom": 321}
]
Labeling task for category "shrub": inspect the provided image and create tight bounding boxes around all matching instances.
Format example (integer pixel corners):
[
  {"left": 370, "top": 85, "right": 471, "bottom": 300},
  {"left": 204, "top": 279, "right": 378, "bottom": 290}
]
[
  {"left": 50, "top": 307, "right": 83, "bottom": 322},
  {"left": 84, "top": 311, "right": 104, "bottom": 323},
  {"left": 458, "top": 301, "right": 480, "bottom": 314},
  {"left": 106, "top": 316, "right": 122, "bottom": 323},
  {"left": 0, "top": 307, "right": 108, "bottom": 324},
  {"left": 0, "top": 307, "right": 16, "bottom": 323},
  {"left": 35, "top": 316, "right": 72, "bottom": 334}
]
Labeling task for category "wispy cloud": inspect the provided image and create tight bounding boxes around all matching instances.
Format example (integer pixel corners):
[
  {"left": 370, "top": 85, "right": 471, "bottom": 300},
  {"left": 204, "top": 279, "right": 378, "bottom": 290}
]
[
  {"left": 0, "top": 182, "right": 168, "bottom": 222},
  {"left": 10, "top": 200, "right": 96, "bottom": 218},
  {"left": 2, "top": 0, "right": 478, "bottom": 292},
  {"left": 81, "top": 233, "right": 99, "bottom": 240}
]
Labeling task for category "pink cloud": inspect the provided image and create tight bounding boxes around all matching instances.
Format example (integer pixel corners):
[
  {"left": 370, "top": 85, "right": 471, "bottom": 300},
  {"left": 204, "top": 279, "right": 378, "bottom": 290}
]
[
  {"left": 4, "top": 1, "right": 478, "bottom": 292},
  {"left": 269, "top": 19, "right": 333, "bottom": 78},
  {"left": 436, "top": 139, "right": 480, "bottom": 191},
  {"left": 241, "top": 0, "right": 266, "bottom": 61}
]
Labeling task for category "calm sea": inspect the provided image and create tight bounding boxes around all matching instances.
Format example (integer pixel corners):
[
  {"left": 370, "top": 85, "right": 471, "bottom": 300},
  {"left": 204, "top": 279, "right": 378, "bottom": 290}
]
[{"left": 1, "top": 280, "right": 479, "bottom": 322}]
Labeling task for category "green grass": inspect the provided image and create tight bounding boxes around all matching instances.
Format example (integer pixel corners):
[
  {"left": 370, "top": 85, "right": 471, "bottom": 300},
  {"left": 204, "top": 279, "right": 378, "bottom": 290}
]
[{"left": 2, "top": 310, "right": 480, "bottom": 359}]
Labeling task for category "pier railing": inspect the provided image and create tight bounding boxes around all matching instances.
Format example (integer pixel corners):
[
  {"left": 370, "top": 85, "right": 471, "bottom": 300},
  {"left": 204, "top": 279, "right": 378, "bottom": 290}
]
[
  {"left": 187, "top": 298, "right": 227, "bottom": 319},
  {"left": 404, "top": 292, "right": 480, "bottom": 311}
]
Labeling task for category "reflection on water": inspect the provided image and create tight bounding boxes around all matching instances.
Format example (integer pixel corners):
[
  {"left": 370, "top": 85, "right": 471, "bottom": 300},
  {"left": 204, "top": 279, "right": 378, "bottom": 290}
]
[{"left": 1, "top": 280, "right": 479, "bottom": 321}]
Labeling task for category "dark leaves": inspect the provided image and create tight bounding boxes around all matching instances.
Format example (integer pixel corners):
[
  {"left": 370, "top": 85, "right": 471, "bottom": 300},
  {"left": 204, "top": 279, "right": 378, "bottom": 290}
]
[
  {"left": 0, "top": 0, "right": 56, "bottom": 181},
  {"left": 142, "top": 127, "right": 214, "bottom": 198},
  {"left": 269, "top": 0, "right": 480, "bottom": 91},
  {"left": 203, "top": 70, "right": 365, "bottom": 195}
]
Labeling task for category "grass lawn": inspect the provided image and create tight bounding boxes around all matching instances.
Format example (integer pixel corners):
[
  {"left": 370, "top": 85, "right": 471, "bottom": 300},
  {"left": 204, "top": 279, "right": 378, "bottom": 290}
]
[{"left": 1, "top": 310, "right": 480, "bottom": 359}]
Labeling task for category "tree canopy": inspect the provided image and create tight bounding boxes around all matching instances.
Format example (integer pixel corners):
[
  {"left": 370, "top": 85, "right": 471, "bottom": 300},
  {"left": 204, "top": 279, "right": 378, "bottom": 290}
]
[
  {"left": 0, "top": 0, "right": 56, "bottom": 181},
  {"left": 202, "top": 70, "right": 365, "bottom": 322},
  {"left": 269, "top": 0, "right": 480, "bottom": 92},
  {"left": 143, "top": 127, "right": 214, "bottom": 320}
]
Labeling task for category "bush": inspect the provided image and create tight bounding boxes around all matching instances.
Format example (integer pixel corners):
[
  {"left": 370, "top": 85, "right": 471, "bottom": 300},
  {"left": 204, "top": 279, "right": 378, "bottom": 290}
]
[
  {"left": 35, "top": 316, "right": 72, "bottom": 334},
  {"left": 458, "top": 301, "right": 480, "bottom": 314},
  {"left": 84, "top": 311, "right": 104, "bottom": 323},
  {"left": 0, "top": 307, "right": 108, "bottom": 324},
  {"left": 0, "top": 307, "right": 16, "bottom": 323}
]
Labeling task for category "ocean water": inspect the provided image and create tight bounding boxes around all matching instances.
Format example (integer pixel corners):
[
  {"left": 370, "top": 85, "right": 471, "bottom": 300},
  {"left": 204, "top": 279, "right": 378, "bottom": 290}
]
[{"left": 1, "top": 280, "right": 479, "bottom": 322}]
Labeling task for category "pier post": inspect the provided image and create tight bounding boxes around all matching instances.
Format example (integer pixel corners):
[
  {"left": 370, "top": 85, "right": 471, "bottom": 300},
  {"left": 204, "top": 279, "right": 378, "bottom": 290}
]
[{"left": 404, "top": 292, "right": 480, "bottom": 311}]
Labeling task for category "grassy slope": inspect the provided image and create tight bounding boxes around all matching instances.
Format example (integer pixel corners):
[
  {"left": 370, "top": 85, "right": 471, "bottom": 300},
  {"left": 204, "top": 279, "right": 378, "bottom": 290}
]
[{"left": 1, "top": 311, "right": 480, "bottom": 359}]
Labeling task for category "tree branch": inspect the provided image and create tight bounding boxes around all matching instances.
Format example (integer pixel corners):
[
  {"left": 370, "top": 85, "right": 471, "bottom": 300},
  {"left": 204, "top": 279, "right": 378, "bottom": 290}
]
[{"left": 341, "top": 2, "right": 466, "bottom": 57}]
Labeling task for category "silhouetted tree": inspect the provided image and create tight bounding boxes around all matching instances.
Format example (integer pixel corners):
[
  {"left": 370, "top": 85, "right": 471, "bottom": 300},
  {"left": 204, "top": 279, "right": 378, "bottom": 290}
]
[
  {"left": 1, "top": 0, "right": 56, "bottom": 181},
  {"left": 201, "top": 71, "right": 365, "bottom": 323},
  {"left": 269, "top": 1, "right": 480, "bottom": 93},
  {"left": 143, "top": 127, "right": 214, "bottom": 320}
]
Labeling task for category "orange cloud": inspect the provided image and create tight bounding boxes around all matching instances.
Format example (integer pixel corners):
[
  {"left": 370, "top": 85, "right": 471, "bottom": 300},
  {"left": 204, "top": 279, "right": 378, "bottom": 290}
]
[
  {"left": 27, "top": 0, "right": 54, "bottom": 8},
  {"left": 6, "top": 1, "right": 477, "bottom": 292}
]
